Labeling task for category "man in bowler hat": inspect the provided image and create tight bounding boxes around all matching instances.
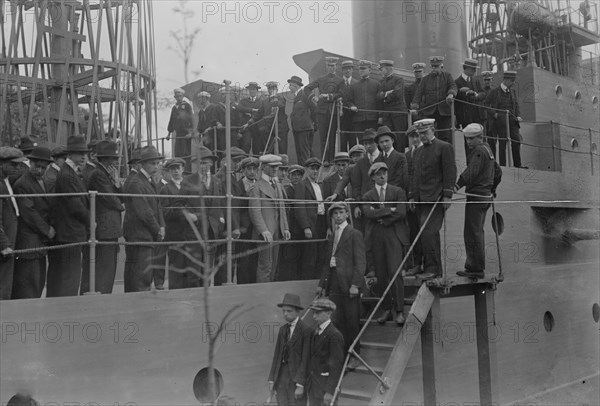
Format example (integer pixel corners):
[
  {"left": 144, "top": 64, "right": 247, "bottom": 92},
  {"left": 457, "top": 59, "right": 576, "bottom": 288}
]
[
  {"left": 268, "top": 293, "right": 311, "bottom": 405},
  {"left": 288, "top": 75, "right": 316, "bottom": 166}
]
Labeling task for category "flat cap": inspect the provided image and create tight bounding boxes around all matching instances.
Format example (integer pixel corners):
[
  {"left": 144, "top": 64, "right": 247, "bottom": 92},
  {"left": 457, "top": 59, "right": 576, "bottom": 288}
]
[
  {"left": 164, "top": 157, "right": 186, "bottom": 168},
  {"left": 349, "top": 144, "right": 366, "bottom": 155},
  {"left": 197, "top": 91, "right": 211, "bottom": 98},
  {"left": 362, "top": 128, "right": 377, "bottom": 142},
  {"left": 332, "top": 152, "right": 350, "bottom": 163},
  {"left": 325, "top": 56, "right": 339, "bottom": 65},
  {"left": 260, "top": 154, "right": 283, "bottom": 166},
  {"left": 304, "top": 157, "right": 322, "bottom": 168},
  {"left": 288, "top": 164, "right": 305, "bottom": 175},
  {"left": 230, "top": 147, "right": 247, "bottom": 160},
  {"left": 375, "top": 125, "right": 396, "bottom": 143},
  {"left": 341, "top": 60, "right": 355, "bottom": 68},
  {"left": 358, "top": 60, "right": 372, "bottom": 68},
  {"left": 368, "top": 162, "right": 388, "bottom": 177},
  {"left": 309, "top": 298, "right": 336, "bottom": 312},
  {"left": 503, "top": 70, "right": 517, "bottom": 79},
  {"left": 482, "top": 71, "right": 494, "bottom": 79},
  {"left": 245, "top": 82, "right": 261, "bottom": 89},
  {"left": 265, "top": 81, "right": 279, "bottom": 88},
  {"left": 414, "top": 118, "right": 436, "bottom": 133},
  {"left": 240, "top": 157, "right": 260, "bottom": 169},
  {"left": 463, "top": 58, "right": 479, "bottom": 69},
  {"left": 328, "top": 202, "right": 349, "bottom": 216},
  {"left": 0, "top": 146, "right": 27, "bottom": 162},
  {"left": 463, "top": 123, "right": 484, "bottom": 138},
  {"left": 407, "top": 125, "right": 419, "bottom": 137},
  {"left": 279, "top": 154, "right": 289, "bottom": 167},
  {"left": 379, "top": 60, "right": 394, "bottom": 67},
  {"left": 412, "top": 62, "right": 426, "bottom": 71},
  {"left": 429, "top": 56, "right": 445, "bottom": 65}
]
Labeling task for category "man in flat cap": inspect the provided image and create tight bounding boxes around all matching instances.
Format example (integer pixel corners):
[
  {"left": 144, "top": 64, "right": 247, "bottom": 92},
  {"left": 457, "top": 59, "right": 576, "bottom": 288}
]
[
  {"left": 484, "top": 70, "right": 524, "bottom": 168},
  {"left": 294, "top": 158, "right": 327, "bottom": 280},
  {"left": 268, "top": 293, "right": 311, "bottom": 405},
  {"left": 455, "top": 59, "right": 487, "bottom": 155},
  {"left": 408, "top": 119, "right": 456, "bottom": 279},
  {"left": 236, "top": 82, "right": 263, "bottom": 154},
  {"left": 288, "top": 76, "right": 316, "bottom": 166},
  {"left": 347, "top": 61, "right": 383, "bottom": 137},
  {"left": 411, "top": 56, "right": 458, "bottom": 144},
  {"left": 304, "top": 57, "right": 344, "bottom": 163},
  {"left": 405, "top": 62, "right": 425, "bottom": 111},
  {"left": 167, "top": 88, "right": 194, "bottom": 171},
  {"left": 246, "top": 81, "right": 289, "bottom": 155},
  {"left": 339, "top": 60, "right": 358, "bottom": 152},
  {"left": 362, "top": 162, "right": 409, "bottom": 324},
  {"left": 455, "top": 123, "right": 502, "bottom": 279},
  {"left": 234, "top": 157, "right": 260, "bottom": 284},
  {"left": 249, "top": 154, "right": 290, "bottom": 282},
  {"left": 306, "top": 298, "right": 344, "bottom": 406},
  {"left": 278, "top": 164, "right": 305, "bottom": 281},
  {"left": 378, "top": 60, "right": 409, "bottom": 152},
  {"left": 321, "top": 152, "right": 351, "bottom": 200}
]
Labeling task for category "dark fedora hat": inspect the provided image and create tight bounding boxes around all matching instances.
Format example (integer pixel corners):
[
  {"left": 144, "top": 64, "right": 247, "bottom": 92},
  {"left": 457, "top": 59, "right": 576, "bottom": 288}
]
[
  {"left": 193, "top": 146, "right": 218, "bottom": 162},
  {"left": 374, "top": 126, "right": 396, "bottom": 143},
  {"left": 66, "top": 135, "right": 91, "bottom": 153},
  {"left": 287, "top": 75, "right": 303, "bottom": 87},
  {"left": 18, "top": 137, "right": 37, "bottom": 153},
  {"left": 139, "top": 145, "right": 164, "bottom": 162},
  {"left": 27, "top": 146, "right": 53, "bottom": 162},
  {"left": 52, "top": 146, "right": 68, "bottom": 158},
  {"left": 277, "top": 293, "right": 303, "bottom": 310},
  {"left": 95, "top": 140, "right": 120, "bottom": 158},
  {"left": 128, "top": 148, "right": 142, "bottom": 165}
]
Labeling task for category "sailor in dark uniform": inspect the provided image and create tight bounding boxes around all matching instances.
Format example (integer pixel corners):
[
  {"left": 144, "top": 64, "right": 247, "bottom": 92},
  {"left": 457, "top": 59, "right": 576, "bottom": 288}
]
[
  {"left": 455, "top": 123, "right": 502, "bottom": 278},
  {"left": 479, "top": 71, "right": 495, "bottom": 143},
  {"left": 167, "top": 88, "right": 194, "bottom": 171},
  {"left": 289, "top": 76, "right": 316, "bottom": 167},
  {"left": 378, "top": 59, "right": 409, "bottom": 152},
  {"left": 405, "top": 62, "right": 425, "bottom": 113},
  {"left": 339, "top": 60, "right": 358, "bottom": 152},
  {"left": 43, "top": 146, "right": 67, "bottom": 193},
  {"left": 347, "top": 60, "right": 383, "bottom": 134}
]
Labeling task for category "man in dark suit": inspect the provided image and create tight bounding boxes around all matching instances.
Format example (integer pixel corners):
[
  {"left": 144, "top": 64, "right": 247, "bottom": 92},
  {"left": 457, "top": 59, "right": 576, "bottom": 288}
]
[
  {"left": 318, "top": 203, "right": 366, "bottom": 370},
  {"left": 268, "top": 293, "right": 311, "bottom": 406},
  {"left": 320, "top": 152, "right": 350, "bottom": 200},
  {"left": 304, "top": 57, "right": 344, "bottom": 163},
  {"left": 43, "top": 146, "right": 67, "bottom": 193},
  {"left": 245, "top": 81, "right": 289, "bottom": 155},
  {"left": 363, "top": 163, "right": 409, "bottom": 325},
  {"left": 379, "top": 59, "right": 409, "bottom": 152},
  {"left": 47, "top": 136, "right": 90, "bottom": 297},
  {"left": 411, "top": 56, "right": 458, "bottom": 144},
  {"left": 374, "top": 126, "right": 409, "bottom": 191},
  {"left": 307, "top": 298, "right": 344, "bottom": 406},
  {"left": 204, "top": 87, "right": 241, "bottom": 159},
  {"left": 404, "top": 127, "right": 424, "bottom": 276},
  {"left": 0, "top": 147, "right": 26, "bottom": 300},
  {"left": 12, "top": 147, "right": 54, "bottom": 299},
  {"left": 339, "top": 60, "right": 358, "bottom": 151},
  {"left": 289, "top": 76, "right": 315, "bottom": 166},
  {"left": 196, "top": 91, "right": 213, "bottom": 136},
  {"left": 479, "top": 71, "right": 496, "bottom": 143},
  {"left": 167, "top": 88, "right": 194, "bottom": 171},
  {"left": 484, "top": 70, "right": 524, "bottom": 168},
  {"left": 405, "top": 62, "right": 425, "bottom": 113},
  {"left": 294, "top": 158, "right": 327, "bottom": 280},
  {"left": 455, "top": 59, "right": 487, "bottom": 155},
  {"left": 123, "top": 146, "right": 165, "bottom": 292},
  {"left": 278, "top": 165, "right": 305, "bottom": 281},
  {"left": 235, "top": 157, "right": 260, "bottom": 284},
  {"left": 408, "top": 119, "right": 457, "bottom": 279},
  {"left": 347, "top": 60, "right": 383, "bottom": 133},
  {"left": 81, "top": 140, "right": 123, "bottom": 294},
  {"left": 236, "top": 82, "right": 263, "bottom": 154}
]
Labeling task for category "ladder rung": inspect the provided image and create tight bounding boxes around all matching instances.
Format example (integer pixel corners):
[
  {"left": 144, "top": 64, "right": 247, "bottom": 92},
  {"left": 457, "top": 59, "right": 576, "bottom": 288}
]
[
  {"left": 360, "top": 341, "right": 394, "bottom": 351},
  {"left": 339, "top": 388, "right": 371, "bottom": 401}
]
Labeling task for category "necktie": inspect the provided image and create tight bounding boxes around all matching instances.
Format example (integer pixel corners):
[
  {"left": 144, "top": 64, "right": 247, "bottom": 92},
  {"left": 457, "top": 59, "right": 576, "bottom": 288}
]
[
  {"left": 281, "top": 323, "right": 291, "bottom": 363},
  {"left": 379, "top": 186, "right": 385, "bottom": 202},
  {"left": 285, "top": 323, "right": 291, "bottom": 341}
]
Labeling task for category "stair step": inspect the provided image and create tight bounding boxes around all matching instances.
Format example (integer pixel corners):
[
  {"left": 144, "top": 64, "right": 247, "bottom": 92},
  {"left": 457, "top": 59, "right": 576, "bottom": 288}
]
[
  {"left": 353, "top": 364, "right": 384, "bottom": 375},
  {"left": 361, "top": 296, "right": 415, "bottom": 305},
  {"left": 360, "top": 341, "right": 395, "bottom": 351},
  {"left": 360, "top": 318, "right": 403, "bottom": 327},
  {"left": 339, "top": 388, "right": 371, "bottom": 401}
]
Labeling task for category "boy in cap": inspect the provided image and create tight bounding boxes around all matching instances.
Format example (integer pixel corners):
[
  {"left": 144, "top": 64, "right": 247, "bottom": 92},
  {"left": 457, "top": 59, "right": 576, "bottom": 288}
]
[
  {"left": 317, "top": 202, "right": 366, "bottom": 370},
  {"left": 167, "top": 88, "right": 194, "bottom": 171},
  {"left": 268, "top": 293, "right": 311, "bottom": 405},
  {"left": 321, "top": 152, "right": 350, "bottom": 200},
  {"left": 307, "top": 298, "right": 344, "bottom": 406},
  {"left": 362, "top": 162, "right": 409, "bottom": 324}
]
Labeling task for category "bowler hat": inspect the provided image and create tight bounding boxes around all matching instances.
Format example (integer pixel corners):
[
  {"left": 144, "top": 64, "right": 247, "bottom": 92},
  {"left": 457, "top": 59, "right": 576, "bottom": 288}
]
[
  {"left": 309, "top": 298, "right": 336, "bottom": 312},
  {"left": 277, "top": 293, "right": 303, "bottom": 310},
  {"left": 128, "top": 148, "right": 142, "bottom": 165},
  {"left": 503, "top": 70, "right": 517, "bottom": 79},
  {"left": 287, "top": 76, "right": 303, "bottom": 87},
  {"left": 66, "top": 135, "right": 91, "bottom": 153},
  {"left": 374, "top": 126, "right": 396, "bottom": 143},
  {"left": 95, "top": 140, "right": 120, "bottom": 158},
  {"left": 368, "top": 162, "right": 388, "bottom": 177},
  {"left": 0, "top": 147, "right": 27, "bottom": 162},
  {"left": 304, "top": 157, "right": 322, "bottom": 168},
  {"left": 165, "top": 157, "right": 186, "bottom": 169},
  {"left": 349, "top": 144, "right": 366, "bottom": 155},
  {"left": 361, "top": 128, "right": 377, "bottom": 143},
  {"left": 245, "top": 82, "right": 261, "bottom": 90},
  {"left": 288, "top": 164, "right": 305, "bottom": 175},
  {"left": 139, "top": 145, "right": 164, "bottom": 162},
  {"left": 328, "top": 202, "right": 349, "bottom": 216},
  {"left": 18, "top": 137, "right": 37, "bottom": 153},
  {"left": 332, "top": 152, "right": 350, "bottom": 163},
  {"left": 52, "top": 146, "right": 68, "bottom": 158},
  {"left": 27, "top": 146, "right": 53, "bottom": 162}
]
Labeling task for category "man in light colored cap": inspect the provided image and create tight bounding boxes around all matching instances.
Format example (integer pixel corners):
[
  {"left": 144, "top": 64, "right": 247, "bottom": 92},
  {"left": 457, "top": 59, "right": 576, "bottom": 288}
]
[
  {"left": 408, "top": 118, "right": 456, "bottom": 280},
  {"left": 348, "top": 144, "right": 366, "bottom": 165},
  {"left": 306, "top": 297, "right": 344, "bottom": 406},
  {"left": 347, "top": 60, "right": 383, "bottom": 141},
  {"left": 304, "top": 56, "right": 344, "bottom": 163},
  {"left": 455, "top": 58, "right": 487, "bottom": 155},
  {"left": 378, "top": 59, "right": 409, "bottom": 151},
  {"left": 245, "top": 81, "right": 288, "bottom": 155},
  {"left": 321, "top": 152, "right": 350, "bottom": 200},
  {"left": 249, "top": 154, "right": 290, "bottom": 282},
  {"left": 362, "top": 161, "right": 409, "bottom": 325},
  {"left": 483, "top": 70, "right": 524, "bottom": 167},
  {"left": 410, "top": 56, "right": 457, "bottom": 144},
  {"left": 196, "top": 90, "right": 214, "bottom": 139},
  {"left": 167, "top": 87, "right": 194, "bottom": 171},
  {"left": 339, "top": 60, "right": 357, "bottom": 152},
  {"left": 405, "top": 62, "right": 426, "bottom": 108},
  {"left": 237, "top": 82, "right": 263, "bottom": 154},
  {"left": 455, "top": 123, "right": 502, "bottom": 279}
]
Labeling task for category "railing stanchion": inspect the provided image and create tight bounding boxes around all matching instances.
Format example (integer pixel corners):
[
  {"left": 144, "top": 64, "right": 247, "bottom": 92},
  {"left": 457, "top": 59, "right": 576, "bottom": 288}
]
[
  {"left": 87, "top": 191, "right": 99, "bottom": 294},
  {"left": 550, "top": 120, "right": 557, "bottom": 171},
  {"left": 450, "top": 100, "right": 456, "bottom": 147},
  {"left": 274, "top": 107, "right": 279, "bottom": 155},
  {"left": 505, "top": 110, "right": 513, "bottom": 167},
  {"left": 589, "top": 128, "right": 594, "bottom": 176},
  {"left": 224, "top": 80, "right": 233, "bottom": 285}
]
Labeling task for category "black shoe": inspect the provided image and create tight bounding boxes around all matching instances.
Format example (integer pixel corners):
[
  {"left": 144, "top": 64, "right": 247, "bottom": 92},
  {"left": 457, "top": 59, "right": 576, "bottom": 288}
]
[
  {"left": 395, "top": 312, "right": 405, "bottom": 325},
  {"left": 457, "top": 270, "right": 485, "bottom": 279},
  {"left": 377, "top": 310, "right": 393, "bottom": 324}
]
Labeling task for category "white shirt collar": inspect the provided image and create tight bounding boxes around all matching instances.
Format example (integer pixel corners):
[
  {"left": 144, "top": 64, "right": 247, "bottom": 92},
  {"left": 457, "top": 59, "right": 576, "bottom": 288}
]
[
  {"left": 65, "top": 158, "right": 79, "bottom": 172},
  {"left": 317, "top": 319, "right": 331, "bottom": 335},
  {"left": 461, "top": 73, "right": 470, "bottom": 81},
  {"left": 262, "top": 173, "right": 274, "bottom": 183},
  {"left": 335, "top": 220, "right": 348, "bottom": 231},
  {"left": 140, "top": 168, "right": 152, "bottom": 181},
  {"left": 500, "top": 83, "right": 509, "bottom": 92}
]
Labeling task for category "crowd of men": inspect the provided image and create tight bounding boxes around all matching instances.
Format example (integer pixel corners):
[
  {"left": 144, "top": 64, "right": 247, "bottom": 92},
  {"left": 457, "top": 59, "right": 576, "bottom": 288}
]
[{"left": 168, "top": 56, "right": 526, "bottom": 170}]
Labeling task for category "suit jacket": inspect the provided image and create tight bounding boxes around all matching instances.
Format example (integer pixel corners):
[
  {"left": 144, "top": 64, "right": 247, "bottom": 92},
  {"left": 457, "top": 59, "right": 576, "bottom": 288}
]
[
  {"left": 375, "top": 149, "right": 408, "bottom": 191},
  {"left": 334, "top": 160, "right": 369, "bottom": 200},
  {"left": 167, "top": 100, "right": 194, "bottom": 134},
  {"left": 304, "top": 74, "right": 344, "bottom": 114},
  {"left": 43, "top": 163, "right": 60, "bottom": 193},
  {"left": 347, "top": 77, "right": 382, "bottom": 123},
  {"left": 484, "top": 85, "right": 521, "bottom": 127},
  {"left": 319, "top": 225, "right": 366, "bottom": 294},
  {"left": 284, "top": 183, "right": 302, "bottom": 238},
  {"left": 379, "top": 74, "right": 407, "bottom": 111},
  {"left": 308, "top": 323, "right": 345, "bottom": 396},
  {"left": 409, "top": 138, "right": 456, "bottom": 202},
  {"left": 236, "top": 96, "right": 263, "bottom": 124},
  {"left": 321, "top": 173, "right": 342, "bottom": 201},
  {"left": 160, "top": 180, "right": 195, "bottom": 241},
  {"left": 294, "top": 178, "right": 324, "bottom": 233},
  {"left": 290, "top": 90, "right": 315, "bottom": 132},
  {"left": 0, "top": 178, "right": 19, "bottom": 252},
  {"left": 88, "top": 163, "right": 123, "bottom": 240},
  {"left": 405, "top": 78, "right": 421, "bottom": 108},
  {"left": 14, "top": 172, "right": 52, "bottom": 258},
  {"left": 211, "top": 171, "right": 245, "bottom": 233},
  {"left": 362, "top": 184, "right": 410, "bottom": 245},
  {"left": 234, "top": 178, "right": 253, "bottom": 236},
  {"left": 412, "top": 71, "right": 457, "bottom": 116},
  {"left": 454, "top": 74, "right": 485, "bottom": 128},
  {"left": 53, "top": 163, "right": 89, "bottom": 242},
  {"left": 82, "top": 160, "right": 97, "bottom": 188},
  {"left": 196, "top": 104, "right": 213, "bottom": 133},
  {"left": 248, "top": 177, "right": 289, "bottom": 239},
  {"left": 252, "top": 95, "right": 289, "bottom": 135},
  {"left": 180, "top": 172, "right": 224, "bottom": 239},
  {"left": 123, "top": 171, "right": 164, "bottom": 243},
  {"left": 268, "top": 319, "right": 311, "bottom": 387}
]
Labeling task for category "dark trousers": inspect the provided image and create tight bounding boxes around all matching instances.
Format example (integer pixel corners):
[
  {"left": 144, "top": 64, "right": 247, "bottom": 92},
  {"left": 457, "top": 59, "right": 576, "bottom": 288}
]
[
  {"left": 418, "top": 203, "right": 445, "bottom": 276},
  {"left": 236, "top": 239, "right": 258, "bottom": 284},
  {"left": 317, "top": 110, "right": 337, "bottom": 163},
  {"left": 47, "top": 245, "right": 82, "bottom": 297},
  {"left": 492, "top": 120, "right": 522, "bottom": 167},
  {"left": 239, "top": 127, "right": 253, "bottom": 154},
  {"left": 464, "top": 197, "right": 491, "bottom": 272},
  {"left": 424, "top": 111, "right": 453, "bottom": 144},
  {"left": 152, "top": 245, "right": 167, "bottom": 288},
  {"left": 174, "top": 132, "right": 192, "bottom": 172},
  {"left": 330, "top": 291, "right": 361, "bottom": 355},
  {"left": 371, "top": 225, "right": 405, "bottom": 313},
  {"left": 168, "top": 244, "right": 202, "bottom": 289},
  {"left": 0, "top": 255, "right": 15, "bottom": 300},
  {"left": 278, "top": 231, "right": 302, "bottom": 281},
  {"left": 339, "top": 114, "right": 355, "bottom": 152},
  {"left": 299, "top": 215, "right": 328, "bottom": 280},
  {"left": 307, "top": 377, "right": 330, "bottom": 406},
  {"left": 382, "top": 110, "right": 408, "bottom": 152},
  {"left": 12, "top": 257, "right": 46, "bottom": 299},
  {"left": 124, "top": 245, "right": 153, "bottom": 292},
  {"left": 275, "top": 364, "right": 307, "bottom": 406},
  {"left": 81, "top": 241, "right": 119, "bottom": 294},
  {"left": 407, "top": 210, "right": 423, "bottom": 267},
  {"left": 293, "top": 130, "right": 314, "bottom": 166}
]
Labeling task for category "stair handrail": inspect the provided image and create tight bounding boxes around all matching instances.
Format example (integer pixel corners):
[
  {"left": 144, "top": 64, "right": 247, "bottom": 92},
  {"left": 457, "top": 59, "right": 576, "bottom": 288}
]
[{"left": 330, "top": 197, "right": 442, "bottom": 405}]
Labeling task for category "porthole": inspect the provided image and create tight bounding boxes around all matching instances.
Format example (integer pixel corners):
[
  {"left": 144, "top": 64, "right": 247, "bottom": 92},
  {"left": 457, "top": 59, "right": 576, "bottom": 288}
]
[
  {"left": 555, "top": 85, "right": 563, "bottom": 98},
  {"left": 574, "top": 90, "right": 582, "bottom": 101},
  {"left": 571, "top": 138, "right": 579, "bottom": 150},
  {"left": 193, "top": 367, "right": 224, "bottom": 403},
  {"left": 543, "top": 311, "right": 554, "bottom": 332}
]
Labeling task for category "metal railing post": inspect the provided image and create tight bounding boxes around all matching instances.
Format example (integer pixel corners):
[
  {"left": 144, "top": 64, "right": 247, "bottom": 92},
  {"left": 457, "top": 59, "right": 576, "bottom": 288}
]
[
  {"left": 450, "top": 100, "right": 456, "bottom": 146},
  {"left": 505, "top": 110, "right": 513, "bottom": 167},
  {"left": 550, "top": 120, "right": 557, "bottom": 171},
  {"left": 335, "top": 100, "right": 341, "bottom": 151},
  {"left": 224, "top": 80, "right": 233, "bottom": 285},
  {"left": 590, "top": 128, "right": 594, "bottom": 176},
  {"left": 274, "top": 107, "right": 279, "bottom": 155},
  {"left": 87, "top": 191, "right": 99, "bottom": 294}
]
